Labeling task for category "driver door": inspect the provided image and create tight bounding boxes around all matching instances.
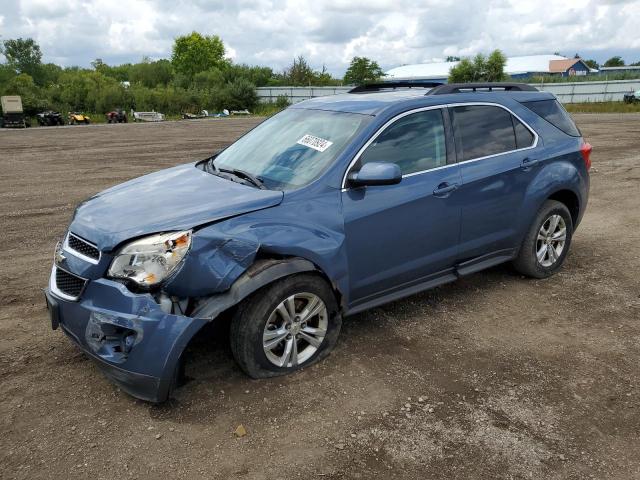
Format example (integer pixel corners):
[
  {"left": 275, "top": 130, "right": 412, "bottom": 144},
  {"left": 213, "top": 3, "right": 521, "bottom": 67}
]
[{"left": 341, "top": 107, "right": 462, "bottom": 307}]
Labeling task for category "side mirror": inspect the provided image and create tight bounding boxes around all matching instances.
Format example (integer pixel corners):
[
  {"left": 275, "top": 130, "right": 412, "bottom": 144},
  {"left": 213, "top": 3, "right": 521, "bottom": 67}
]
[{"left": 347, "top": 162, "right": 402, "bottom": 187}]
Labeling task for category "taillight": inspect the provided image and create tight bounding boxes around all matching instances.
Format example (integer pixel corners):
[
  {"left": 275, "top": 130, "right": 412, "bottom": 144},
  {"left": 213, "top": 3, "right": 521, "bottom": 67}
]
[{"left": 580, "top": 142, "right": 592, "bottom": 171}]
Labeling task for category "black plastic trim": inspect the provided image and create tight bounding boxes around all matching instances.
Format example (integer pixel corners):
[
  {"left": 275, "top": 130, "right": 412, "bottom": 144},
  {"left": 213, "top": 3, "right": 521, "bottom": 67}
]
[
  {"left": 429, "top": 83, "right": 538, "bottom": 95},
  {"left": 349, "top": 81, "right": 444, "bottom": 93}
]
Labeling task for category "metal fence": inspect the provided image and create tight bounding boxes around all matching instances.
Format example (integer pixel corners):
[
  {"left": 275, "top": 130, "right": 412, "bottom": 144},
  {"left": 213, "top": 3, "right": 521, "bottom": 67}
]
[
  {"left": 256, "top": 86, "right": 351, "bottom": 104},
  {"left": 257, "top": 79, "right": 640, "bottom": 104}
]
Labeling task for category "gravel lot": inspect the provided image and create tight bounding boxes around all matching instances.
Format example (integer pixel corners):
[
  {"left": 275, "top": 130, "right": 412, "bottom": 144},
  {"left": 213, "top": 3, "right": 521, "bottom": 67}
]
[{"left": 1, "top": 114, "right": 639, "bottom": 479}]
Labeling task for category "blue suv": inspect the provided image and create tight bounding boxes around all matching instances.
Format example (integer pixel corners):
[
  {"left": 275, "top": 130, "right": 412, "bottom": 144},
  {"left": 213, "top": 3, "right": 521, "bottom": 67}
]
[{"left": 45, "top": 82, "right": 591, "bottom": 402}]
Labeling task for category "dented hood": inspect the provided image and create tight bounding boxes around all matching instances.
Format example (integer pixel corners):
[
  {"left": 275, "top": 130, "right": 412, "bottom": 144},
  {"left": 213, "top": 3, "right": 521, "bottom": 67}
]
[{"left": 69, "top": 163, "right": 284, "bottom": 251}]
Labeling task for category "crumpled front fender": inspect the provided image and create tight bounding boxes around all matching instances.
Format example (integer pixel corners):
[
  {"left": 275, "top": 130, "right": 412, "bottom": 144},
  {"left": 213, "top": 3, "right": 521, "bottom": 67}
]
[
  {"left": 163, "top": 189, "right": 349, "bottom": 304},
  {"left": 166, "top": 234, "right": 260, "bottom": 297}
]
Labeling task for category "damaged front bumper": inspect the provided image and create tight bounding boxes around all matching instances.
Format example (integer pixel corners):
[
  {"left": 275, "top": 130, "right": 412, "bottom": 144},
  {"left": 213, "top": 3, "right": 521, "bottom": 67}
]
[{"left": 45, "top": 273, "right": 207, "bottom": 402}]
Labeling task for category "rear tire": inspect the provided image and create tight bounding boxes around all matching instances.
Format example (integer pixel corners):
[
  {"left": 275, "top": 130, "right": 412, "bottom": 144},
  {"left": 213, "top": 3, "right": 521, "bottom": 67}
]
[
  {"left": 230, "top": 274, "right": 341, "bottom": 379},
  {"left": 513, "top": 200, "right": 573, "bottom": 279}
]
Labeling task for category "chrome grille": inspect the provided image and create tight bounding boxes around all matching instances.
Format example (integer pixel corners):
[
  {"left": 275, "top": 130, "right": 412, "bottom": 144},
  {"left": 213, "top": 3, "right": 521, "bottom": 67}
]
[
  {"left": 54, "top": 267, "right": 87, "bottom": 300},
  {"left": 67, "top": 233, "right": 100, "bottom": 262}
]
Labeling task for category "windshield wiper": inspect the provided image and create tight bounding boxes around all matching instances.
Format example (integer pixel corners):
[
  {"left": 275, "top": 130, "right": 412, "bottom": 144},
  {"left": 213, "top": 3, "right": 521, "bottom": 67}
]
[
  {"left": 219, "top": 167, "right": 266, "bottom": 189},
  {"left": 204, "top": 158, "right": 266, "bottom": 189}
]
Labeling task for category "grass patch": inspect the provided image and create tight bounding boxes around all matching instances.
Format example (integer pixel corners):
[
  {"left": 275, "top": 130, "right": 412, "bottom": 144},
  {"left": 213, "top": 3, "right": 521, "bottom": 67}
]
[
  {"left": 527, "top": 73, "right": 640, "bottom": 83},
  {"left": 253, "top": 103, "right": 287, "bottom": 117},
  {"left": 564, "top": 102, "right": 640, "bottom": 113}
]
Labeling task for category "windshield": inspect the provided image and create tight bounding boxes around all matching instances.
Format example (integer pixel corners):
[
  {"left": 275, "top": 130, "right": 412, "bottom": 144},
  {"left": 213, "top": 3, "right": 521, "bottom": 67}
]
[
  {"left": 212, "top": 108, "right": 372, "bottom": 190},
  {"left": 635, "top": 90, "right": 640, "bottom": 96}
]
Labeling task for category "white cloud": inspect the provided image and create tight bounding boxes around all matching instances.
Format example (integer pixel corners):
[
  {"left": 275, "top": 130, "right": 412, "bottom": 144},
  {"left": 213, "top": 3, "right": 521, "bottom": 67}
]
[{"left": 1, "top": 0, "right": 639, "bottom": 75}]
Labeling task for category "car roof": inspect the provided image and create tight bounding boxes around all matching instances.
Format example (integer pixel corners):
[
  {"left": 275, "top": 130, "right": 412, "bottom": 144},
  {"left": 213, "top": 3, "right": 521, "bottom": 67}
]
[{"left": 290, "top": 88, "right": 556, "bottom": 116}]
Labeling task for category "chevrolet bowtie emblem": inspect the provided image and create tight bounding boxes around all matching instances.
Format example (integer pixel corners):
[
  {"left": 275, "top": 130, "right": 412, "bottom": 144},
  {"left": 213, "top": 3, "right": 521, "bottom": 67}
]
[{"left": 54, "top": 241, "right": 66, "bottom": 266}]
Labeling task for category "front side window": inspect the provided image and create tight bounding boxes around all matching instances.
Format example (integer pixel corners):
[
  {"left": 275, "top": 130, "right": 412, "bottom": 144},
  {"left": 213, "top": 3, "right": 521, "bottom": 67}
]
[
  {"left": 451, "top": 105, "right": 519, "bottom": 161},
  {"left": 213, "top": 108, "right": 372, "bottom": 190},
  {"left": 358, "top": 109, "right": 447, "bottom": 175}
]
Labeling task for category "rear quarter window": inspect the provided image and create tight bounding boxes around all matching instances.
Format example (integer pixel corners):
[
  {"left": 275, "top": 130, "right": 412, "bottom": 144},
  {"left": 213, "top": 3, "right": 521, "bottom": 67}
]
[
  {"left": 513, "top": 117, "right": 535, "bottom": 149},
  {"left": 522, "top": 99, "right": 581, "bottom": 137}
]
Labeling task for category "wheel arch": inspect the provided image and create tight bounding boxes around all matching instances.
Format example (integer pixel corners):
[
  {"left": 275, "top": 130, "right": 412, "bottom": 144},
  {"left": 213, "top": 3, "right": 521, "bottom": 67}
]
[
  {"left": 191, "top": 256, "right": 345, "bottom": 321},
  {"left": 547, "top": 188, "right": 580, "bottom": 227}
]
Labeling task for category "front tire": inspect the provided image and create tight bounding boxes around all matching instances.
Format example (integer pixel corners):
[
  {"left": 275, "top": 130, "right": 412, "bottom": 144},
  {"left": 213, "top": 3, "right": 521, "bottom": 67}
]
[
  {"left": 230, "top": 274, "right": 341, "bottom": 379},
  {"left": 513, "top": 200, "right": 573, "bottom": 278}
]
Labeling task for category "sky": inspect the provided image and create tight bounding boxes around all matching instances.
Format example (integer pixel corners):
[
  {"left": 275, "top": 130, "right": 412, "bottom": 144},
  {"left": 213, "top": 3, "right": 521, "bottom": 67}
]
[{"left": 1, "top": 0, "right": 639, "bottom": 76}]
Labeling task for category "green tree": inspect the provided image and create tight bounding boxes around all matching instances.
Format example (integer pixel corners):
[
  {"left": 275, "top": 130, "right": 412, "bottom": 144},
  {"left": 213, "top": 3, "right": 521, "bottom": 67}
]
[
  {"left": 222, "top": 64, "right": 273, "bottom": 87},
  {"left": 584, "top": 59, "right": 599, "bottom": 70},
  {"left": 92, "top": 59, "right": 133, "bottom": 83},
  {"left": 448, "top": 49, "right": 507, "bottom": 83},
  {"left": 448, "top": 58, "right": 479, "bottom": 82},
  {"left": 193, "top": 67, "right": 225, "bottom": 91},
  {"left": 445, "top": 56, "right": 461, "bottom": 62},
  {"left": 1, "top": 38, "right": 43, "bottom": 82},
  {"left": 603, "top": 56, "right": 625, "bottom": 67},
  {"left": 283, "top": 56, "right": 315, "bottom": 86},
  {"left": 129, "top": 59, "right": 173, "bottom": 87},
  {"left": 91, "top": 58, "right": 107, "bottom": 72},
  {"left": 38, "top": 63, "right": 63, "bottom": 86},
  {"left": 343, "top": 57, "right": 384, "bottom": 86},
  {"left": 224, "top": 78, "right": 258, "bottom": 110},
  {"left": 1, "top": 73, "right": 47, "bottom": 113},
  {"left": 484, "top": 50, "right": 508, "bottom": 82},
  {"left": 0, "top": 64, "right": 17, "bottom": 86},
  {"left": 314, "top": 65, "right": 336, "bottom": 86},
  {"left": 171, "top": 32, "right": 226, "bottom": 80}
]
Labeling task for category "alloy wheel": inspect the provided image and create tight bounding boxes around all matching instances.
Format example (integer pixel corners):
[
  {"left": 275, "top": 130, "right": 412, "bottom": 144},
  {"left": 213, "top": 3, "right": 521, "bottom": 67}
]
[
  {"left": 262, "top": 292, "right": 328, "bottom": 368},
  {"left": 536, "top": 214, "right": 567, "bottom": 267}
]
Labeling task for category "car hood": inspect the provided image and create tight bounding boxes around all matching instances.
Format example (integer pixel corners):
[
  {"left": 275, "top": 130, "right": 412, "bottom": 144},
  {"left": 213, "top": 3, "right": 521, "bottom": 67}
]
[{"left": 69, "top": 163, "right": 284, "bottom": 251}]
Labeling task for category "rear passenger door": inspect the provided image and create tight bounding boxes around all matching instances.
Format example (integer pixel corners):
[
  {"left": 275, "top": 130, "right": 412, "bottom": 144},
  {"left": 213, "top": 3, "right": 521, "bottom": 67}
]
[{"left": 450, "top": 104, "right": 537, "bottom": 261}]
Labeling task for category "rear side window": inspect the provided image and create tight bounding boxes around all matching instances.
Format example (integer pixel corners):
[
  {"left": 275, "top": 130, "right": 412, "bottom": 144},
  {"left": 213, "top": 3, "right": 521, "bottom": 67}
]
[
  {"left": 522, "top": 99, "right": 581, "bottom": 137},
  {"left": 359, "top": 109, "right": 447, "bottom": 175},
  {"left": 513, "top": 117, "right": 535, "bottom": 149},
  {"left": 451, "top": 105, "right": 517, "bottom": 161}
]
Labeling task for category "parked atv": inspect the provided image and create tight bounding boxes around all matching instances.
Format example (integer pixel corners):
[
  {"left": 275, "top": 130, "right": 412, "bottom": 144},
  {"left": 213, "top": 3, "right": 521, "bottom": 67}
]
[
  {"left": 623, "top": 90, "right": 640, "bottom": 104},
  {"left": 106, "top": 109, "right": 127, "bottom": 123},
  {"left": 68, "top": 112, "right": 90, "bottom": 125},
  {"left": 36, "top": 111, "right": 65, "bottom": 126}
]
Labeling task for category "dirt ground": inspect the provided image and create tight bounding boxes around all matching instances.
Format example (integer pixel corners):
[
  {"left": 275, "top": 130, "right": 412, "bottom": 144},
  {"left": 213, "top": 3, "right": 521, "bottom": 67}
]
[{"left": 1, "top": 114, "right": 639, "bottom": 480}]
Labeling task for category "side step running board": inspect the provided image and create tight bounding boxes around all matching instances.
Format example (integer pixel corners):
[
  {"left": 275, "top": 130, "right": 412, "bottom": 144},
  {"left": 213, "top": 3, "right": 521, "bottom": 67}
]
[{"left": 455, "top": 249, "right": 515, "bottom": 277}]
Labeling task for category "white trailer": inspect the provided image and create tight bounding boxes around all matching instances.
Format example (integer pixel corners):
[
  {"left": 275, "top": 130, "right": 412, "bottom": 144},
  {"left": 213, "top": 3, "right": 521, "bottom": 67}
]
[{"left": 1, "top": 95, "right": 28, "bottom": 128}]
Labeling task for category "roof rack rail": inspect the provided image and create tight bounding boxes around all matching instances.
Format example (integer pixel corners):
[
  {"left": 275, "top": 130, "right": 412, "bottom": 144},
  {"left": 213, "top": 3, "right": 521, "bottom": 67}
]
[
  {"left": 428, "top": 82, "right": 538, "bottom": 95},
  {"left": 349, "top": 81, "right": 444, "bottom": 93}
]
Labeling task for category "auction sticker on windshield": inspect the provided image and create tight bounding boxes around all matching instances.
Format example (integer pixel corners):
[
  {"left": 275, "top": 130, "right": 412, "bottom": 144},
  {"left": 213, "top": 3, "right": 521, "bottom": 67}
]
[{"left": 297, "top": 134, "right": 333, "bottom": 152}]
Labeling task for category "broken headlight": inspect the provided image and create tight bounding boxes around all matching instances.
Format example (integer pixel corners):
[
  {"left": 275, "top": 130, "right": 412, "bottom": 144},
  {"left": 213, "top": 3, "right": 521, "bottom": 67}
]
[{"left": 108, "top": 231, "right": 191, "bottom": 287}]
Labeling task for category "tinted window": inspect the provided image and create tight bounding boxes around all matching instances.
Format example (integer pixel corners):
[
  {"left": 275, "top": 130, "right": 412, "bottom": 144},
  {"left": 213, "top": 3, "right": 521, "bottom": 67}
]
[
  {"left": 513, "top": 117, "right": 535, "bottom": 149},
  {"left": 451, "top": 105, "right": 517, "bottom": 161},
  {"left": 522, "top": 99, "right": 580, "bottom": 137},
  {"left": 359, "top": 109, "right": 447, "bottom": 175}
]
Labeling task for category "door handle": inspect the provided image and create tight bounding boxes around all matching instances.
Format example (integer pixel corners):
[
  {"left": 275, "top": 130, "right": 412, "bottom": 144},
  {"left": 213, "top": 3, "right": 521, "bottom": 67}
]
[
  {"left": 521, "top": 157, "right": 540, "bottom": 170},
  {"left": 433, "top": 182, "right": 458, "bottom": 197}
]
